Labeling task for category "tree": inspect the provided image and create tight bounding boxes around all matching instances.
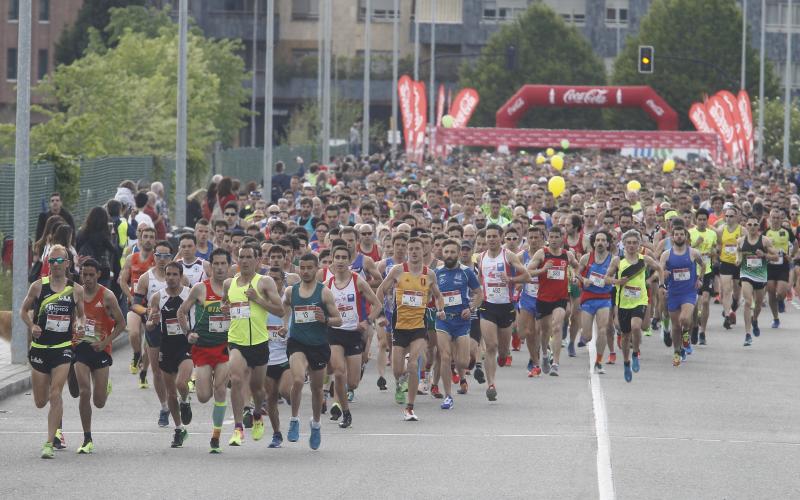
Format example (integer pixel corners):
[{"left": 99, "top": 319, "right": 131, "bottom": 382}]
[
  {"left": 756, "top": 97, "right": 800, "bottom": 164},
  {"left": 609, "top": 0, "right": 780, "bottom": 130},
  {"left": 459, "top": 3, "right": 607, "bottom": 129},
  {"left": 55, "top": 0, "right": 145, "bottom": 66}
]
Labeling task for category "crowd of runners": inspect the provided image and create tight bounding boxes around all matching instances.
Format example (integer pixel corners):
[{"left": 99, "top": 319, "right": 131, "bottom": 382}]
[{"left": 20, "top": 151, "right": 800, "bottom": 457}]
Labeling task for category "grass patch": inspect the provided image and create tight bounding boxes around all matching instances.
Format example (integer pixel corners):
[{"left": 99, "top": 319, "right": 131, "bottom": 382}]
[{"left": 0, "top": 272, "right": 12, "bottom": 310}]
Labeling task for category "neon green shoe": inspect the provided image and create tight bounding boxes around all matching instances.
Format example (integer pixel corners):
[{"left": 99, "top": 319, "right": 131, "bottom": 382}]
[
  {"left": 394, "top": 383, "right": 406, "bottom": 405},
  {"left": 107, "top": 380, "right": 112, "bottom": 395},
  {"left": 252, "top": 418, "right": 265, "bottom": 441},
  {"left": 209, "top": 437, "right": 221, "bottom": 454},
  {"left": 228, "top": 427, "right": 243, "bottom": 446},
  {"left": 187, "top": 378, "right": 196, "bottom": 394},
  {"left": 77, "top": 441, "right": 94, "bottom": 454},
  {"left": 41, "top": 442, "right": 54, "bottom": 459}
]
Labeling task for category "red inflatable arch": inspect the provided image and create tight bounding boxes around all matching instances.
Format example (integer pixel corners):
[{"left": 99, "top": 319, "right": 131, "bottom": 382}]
[{"left": 496, "top": 85, "right": 679, "bottom": 131}]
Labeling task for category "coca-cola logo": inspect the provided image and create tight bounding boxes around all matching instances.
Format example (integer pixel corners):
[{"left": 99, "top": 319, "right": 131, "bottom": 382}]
[
  {"left": 738, "top": 99, "right": 753, "bottom": 138},
  {"left": 645, "top": 99, "right": 664, "bottom": 116},
  {"left": 691, "top": 108, "right": 713, "bottom": 133},
  {"left": 562, "top": 88, "right": 608, "bottom": 105},
  {"left": 708, "top": 101, "right": 734, "bottom": 143},
  {"left": 508, "top": 97, "right": 525, "bottom": 115},
  {"left": 454, "top": 93, "right": 478, "bottom": 127}
]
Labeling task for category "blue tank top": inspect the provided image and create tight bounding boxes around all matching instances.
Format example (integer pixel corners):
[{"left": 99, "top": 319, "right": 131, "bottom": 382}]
[
  {"left": 288, "top": 282, "right": 328, "bottom": 345},
  {"left": 582, "top": 252, "right": 614, "bottom": 298},
  {"left": 195, "top": 241, "right": 214, "bottom": 261},
  {"left": 665, "top": 247, "right": 696, "bottom": 296}
]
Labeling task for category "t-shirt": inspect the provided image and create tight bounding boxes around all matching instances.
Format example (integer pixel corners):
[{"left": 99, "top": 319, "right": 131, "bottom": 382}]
[{"left": 435, "top": 265, "right": 480, "bottom": 322}]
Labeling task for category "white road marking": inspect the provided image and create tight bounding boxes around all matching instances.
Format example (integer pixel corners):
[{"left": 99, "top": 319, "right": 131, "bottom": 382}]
[{"left": 589, "top": 326, "right": 616, "bottom": 500}]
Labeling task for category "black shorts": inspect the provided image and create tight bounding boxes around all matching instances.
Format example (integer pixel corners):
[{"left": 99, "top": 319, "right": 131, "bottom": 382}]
[
  {"left": 719, "top": 262, "right": 740, "bottom": 279},
  {"left": 266, "top": 361, "right": 290, "bottom": 381},
  {"left": 145, "top": 326, "right": 161, "bottom": 348},
  {"left": 479, "top": 302, "right": 515, "bottom": 328},
  {"left": 741, "top": 278, "right": 767, "bottom": 291},
  {"left": 535, "top": 299, "right": 569, "bottom": 320},
  {"left": 767, "top": 261, "right": 790, "bottom": 282},
  {"left": 617, "top": 306, "right": 646, "bottom": 334},
  {"left": 29, "top": 346, "right": 74, "bottom": 374},
  {"left": 392, "top": 328, "right": 427, "bottom": 348},
  {"left": 697, "top": 273, "right": 715, "bottom": 295},
  {"left": 229, "top": 342, "right": 270, "bottom": 369},
  {"left": 158, "top": 343, "right": 192, "bottom": 374},
  {"left": 469, "top": 318, "right": 481, "bottom": 343},
  {"left": 424, "top": 308, "right": 436, "bottom": 332},
  {"left": 73, "top": 342, "right": 113, "bottom": 371},
  {"left": 287, "top": 338, "right": 330, "bottom": 371},
  {"left": 328, "top": 328, "right": 364, "bottom": 357}
]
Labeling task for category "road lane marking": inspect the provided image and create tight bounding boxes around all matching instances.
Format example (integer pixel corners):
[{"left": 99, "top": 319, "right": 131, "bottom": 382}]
[{"left": 589, "top": 326, "right": 616, "bottom": 500}]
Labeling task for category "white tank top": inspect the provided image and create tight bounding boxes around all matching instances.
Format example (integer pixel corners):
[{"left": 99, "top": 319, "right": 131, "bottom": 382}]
[
  {"left": 146, "top": 268, "right": 167, "bottom": 302},
  {"left": 180, "top": 258, "right": 206, "bottom": 286},
  {"left": 479, "top": 249, "right": 511, "bottom": 304},
  {"left": 326, "top": 272, "right": 361, "bottom": 332}
]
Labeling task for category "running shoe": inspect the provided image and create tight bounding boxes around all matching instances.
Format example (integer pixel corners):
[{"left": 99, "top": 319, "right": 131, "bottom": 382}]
[
  {"left": 268, "top": 432, "right": 283, "bottom": 448},
  {"left": 497, "top": 355, "right": 506, "bottom": 367},
  {"left": 505, "top": 355, "right": 513, "bottom": 366},
  {"left": 252, "top": 418, "right": 265, "bottom": 441},
  {"left": 339, "top": 411, "right": 352, "bottom": 429},
  {"left": 377, "top": 376, "right": 387, "bottom": 391},
  {"left": 527, "top": 358, "right": 534, "bottom": 372},
  {"left": 542, "top": 354, "right": 551, "bottom": 374},
  {"left": 593, "top": 363, "right": 605, "bottom": 375},
  {"left": 403, "top": 407, "right": 419, "bottom": 421},
  {"left": 400, "top": 378, "right": 409, "bottom": 393},
  {"left": 673, "top": 352, "right": 681, "bottom": 367},
  {"left": 752, "top": 319, "right": 761, "bottom": 337},
  {"left": 778, "top": 299, "right": 786, "bottom": 313},
  {"left": 650, "top": 317, "right": 659, "bottom": 331},
  {"left": 511, "top": 333, "right": 521, "bottom": 351},
  {"left": 394, "top": 384, "right": 406, "bottom": 405},
  {"left": 685, "top": 342, "right": 693, "bottom": 356},
  {"left": 187, "top": 378, "right": 196, "bottom": 394},
  {"left": 158, "top": 409, "right": 169, "bottom": 427},
  {"left": 330, "top": 402, "right": 342, "bottom": 421},
  {"left": 662, "top": 328, "right": 672, "bottom": 347},
  {"left": 723, "top": 315, "right": 731, "bottom": 330},
  {"left": 486, "top": 384, "right": 498, "bottom": 401},
  {"left": 473, "top": 365, "right": 486, "bottom": 384},
  {"left": 632, "top": 353, "right": 640, "bottom": 373},
  {"left": 607, "top": 352, "right": 617, "bottom": 365},
  {"left": 643, "top": 328, "right": 652, "bottom": 337},
  {"left": 129, "top": 359, "right": 138, "bottom": 374},
  {"left": 771, "top": 318, "right": 780, "bottom": 329},
  {"left": 550, "top": 364, "right": 559, "bottom": 376},
  {"left": 691, "top": 327, "right": 699, "bottom": 345},
  {"left": 430, "top": 384, "right": 443, "bottom": 399},
  {"left": 180, "top": 401, "right": 192, "bottom": 426},
  {"left": 106, "top": 380, "right": 112, "bottom": 395},
  {"left": 744, "top": 333, "right": 753, "bottom": 346},
  {"left": 623, "top": 362, "right": 632, "bottom": 383},
  {"left": 287, "top": 419, "right": 300, "bottom": 442},
  {"left": 457, "top": 379, "right": 469, "bottom": 394},
  {"left": 451, "top": 371, "right": 460, "bottom": 385},
  {"left": 441, "top": 395, "right": 454, "bottom": 410},
  {"left": 229, "top": 427, "right": 244, "bottom": 446},
  {"left": 347, "top": 389, "right": 355, "bottom": 402},
  {"left": 567, "top": 343, "right": 576, "bottom": 358},
  {"left": 77, "top": 441, "right": 94, "bottom": 454},
  {"left": 41, "top": 442, "right": 54, "bottom": 459},
  {"left": 53, "top": 429, "right": 66, "bottom": 450},
  {"left": 682, "top": 331, "right": 690, "bottom": 348},
  {"left": 528, "top": 365, "right": 542, "bottom": 378},
  {"left": 171, "top": 428, "right": 188, "bottom": 448},
  {"left": 699, "top": 332, "right": 706, "bottom": 345},
  {"left": 680, "top": 348, "right": 687, "bottom": 362},
  {"left": 138, "top": 377, "right": 149, "bottom": 389},
  {"left": 309, "top": 422, "right": 322, "bottom": 450},
  {"left": 243, "top": 407, "right": 254, "bottom": 429},
  {"left": 729, "top": 311, "right": 737, "bottom": 325},
  {"left": 209, "top": 437, "right": 221, "bottom": 454},
  {"left": 616, "top": 333, "right": 621, "bottom": 349},
  {"left": 577, "top": 337, "right": 587, "bottom": 348}
]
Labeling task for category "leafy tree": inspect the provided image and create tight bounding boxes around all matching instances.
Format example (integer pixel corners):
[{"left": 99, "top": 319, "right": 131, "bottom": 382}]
[
  {"left": 459, "top": 3, "right": 607, "bottom": 129},
  {"left": 609, "top": 0, "right": 780, "bottom": 130},
  {"left": 756, "top": 97, "right": 800, "bottom": 164}
]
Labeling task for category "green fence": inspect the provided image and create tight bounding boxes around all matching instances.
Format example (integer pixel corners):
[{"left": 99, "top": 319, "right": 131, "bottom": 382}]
[
  {"left": 0, "top": 163, "right": 56, "bottom": 237},
  {"left": 216, "top": 145, "right": 349, "bottom": 182}
]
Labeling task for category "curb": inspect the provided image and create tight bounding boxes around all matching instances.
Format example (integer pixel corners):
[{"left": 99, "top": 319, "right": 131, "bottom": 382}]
[{"left": 0, "top": 331, "right": 130, "bottom": 402}]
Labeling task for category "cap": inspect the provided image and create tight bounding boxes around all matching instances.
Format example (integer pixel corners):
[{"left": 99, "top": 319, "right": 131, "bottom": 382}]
[
  {"left": 664, "top": 210, "right": 678, "bottom": 221},
  {"left": 303, "top": 181, "right": 313, "bottom": 188},
  {"left": 460, "top": 240, "right": 473, "bottom": 250}
]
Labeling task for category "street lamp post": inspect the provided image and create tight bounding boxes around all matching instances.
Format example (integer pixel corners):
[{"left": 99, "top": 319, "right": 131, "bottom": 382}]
[
  {"left": 783, "top": 0, "right": 793, "bottom": 168},
  {"left": 263, "top": 0, "right": 274, "bottom": 202},
  {"left": 363, "top": 0, "right": 372, "bottom": 158},
  {"left": 428, "top": 0, "right": 436, "bottom": 158},
  {"left": 175, "top": 0, "right": 188, "bottom": 228},
  {"left": 757, "top": 0, "right": 766, "bottom": 162},
  {"left": 391, "top": 0, "right": 399, "bottom": 162}
]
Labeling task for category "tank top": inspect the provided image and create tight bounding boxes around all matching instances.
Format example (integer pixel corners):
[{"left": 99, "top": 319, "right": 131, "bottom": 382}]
[
  {"left": 766, "top": 228, "right": 790, "bottom": 264},
  {"left": 227, "top": 274, "right": 269, "bottom": 346},
  {"left": 521, "top": 250, "right": 539, "bottom": 299},
  {"left": 394, "top": 263, "right": 430, "bottom": 330},
  {"left": 566, "top": 231, "right": 585, "bottom": 256},
  {"left": 740, "top": 235, "right": 767, "bottom": 283},
  {"left": 193, "top": 279, "right": 228, "bottom": 347},
  {"left": 616, "top": 254, "right": 648, "bottom": 309},
  {"left": 580, "top": 252, "right": 613, "bottom": 303},
  {"left": 146, "top": 268, "right": 167, "bottom": 302},
  {"left": 33, "top": 277, "right": 76, "bottom": 348},
  {"left": 326, "top": 272, "right": 364, "bottom": 332},
  {"left": 288, "top": 282, "right": 328, "bottom": 345},
  {"left": 266, "top": 273, "right": 288, "bottom": 365},
  {"left": 350, "top": 253, "right": 367, "bottom": 280},
  {"left": 358, "top": 243, "right": 381, "bottom": 263},
  {"left": 479, "top": 249, "right": 512, "bottom": 304},
  {"left": 665, "top": 247, "right": 697, "bottom": 297},
  {"left": 195, "top": 241, "right": 214, "bottom": 262},
  {"left": 159, "top": 287, "right": 190, "bottom": 346},
  {"left": 720, "top": 225, "right": 742, "bottom": 264},
  {"left": 180, "top": 258, "right": 207, "bottom": 286},
  {"left": 688, "top": 227, "right": 717, "bottom": 274},
  {"left": 130, "top": 252, "right": 154, "bottom": 293},
  {"left": 80, "top": 285, "right": 116, "bottom": 354},
  {"left": 536, "top": 251, "right": 569, "bottom": 303}
]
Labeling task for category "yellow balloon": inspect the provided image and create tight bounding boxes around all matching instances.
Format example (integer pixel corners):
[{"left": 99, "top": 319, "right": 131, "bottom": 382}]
[
  {"left": 551, "top": 155, "right": 564, "bottom": 171},
  {"left": 536, "top": 154, "right": 546, "bottom": 165},
  {"left": 441, "top": 115, "right": 455, "bottom": 128},
  {"left": 663, "top": 158, "right": 676, "bottom": 173},
  {"left": 546, "top": 148, "right": 555, "bottom": 157},
  {"left": 548, "top": 175, "right": 566, "bottom": 198},
  {"left": 627, "top": 180, "right": 641, "bottom": 192}
]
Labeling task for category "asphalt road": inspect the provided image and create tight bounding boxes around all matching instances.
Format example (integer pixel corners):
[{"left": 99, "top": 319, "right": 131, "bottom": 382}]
[{"left": 1, "top": 301, "right": 799, "bottom": 499}]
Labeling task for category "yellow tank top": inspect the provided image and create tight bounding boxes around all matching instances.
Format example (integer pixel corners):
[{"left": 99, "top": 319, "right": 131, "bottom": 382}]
[
  {"left": 720, "top": 225, "right": 741, "bottom": 264},
  {"left": 394, "top": 264, "right": 430, "bottom": 330},
  {"left": 227, "top": 274, "right": 269, "bottom": 346},
  {"left": 766, "top": 228, "right": 790, "bottom": 255},
  {"left": 616, "top": 254, "right": 649, "bottom": 309}
]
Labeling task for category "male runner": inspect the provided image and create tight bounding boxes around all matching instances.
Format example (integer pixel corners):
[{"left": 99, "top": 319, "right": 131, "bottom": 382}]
[
  {"left": 518, "top": 225, "right": 544, "bottom": 377},
  {"left": 375, "top": 233, "right": 408, "bottom": 390},
  {"left": 717, "top": 208, "right": 742, "bottom": 329},
  {"left": 565, "top": 214, "right": 589, "bottom": 357},
  {"left": 118, "top": 226, "right": 155, "bottom": 382},
  {"left": 194, "top": 219, "right": 214, "bottom": 261},
  {"left": 175, "top": 233, "right": 211, "bottom": 286},
  {"left": 765, "top": 208, "right": 794, "bottom": 328},
  {"left": 739, "top": 215, "right": 777, "bottom": 346},
  {"left": 688, "top": 209, "right": 717, "bottom": 345},
  {"left": 577, "top": 230, "right": 613, "bottom": 375}
]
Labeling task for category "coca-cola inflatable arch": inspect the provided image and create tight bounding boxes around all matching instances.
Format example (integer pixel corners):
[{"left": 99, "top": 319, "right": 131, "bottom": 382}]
[{"left": 496, "top": 85, "right": 679, "bottom": 131}]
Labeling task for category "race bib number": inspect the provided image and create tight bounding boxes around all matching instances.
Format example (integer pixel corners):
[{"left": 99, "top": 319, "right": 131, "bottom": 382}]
[
  {"left": 82, "top": 319, "right": 98, "bottom": 342},
  {"left": 45, "top": 314, "right": 70, "bottom": 333},
  {"left": 547, "top": 268, "right": 566, "bottom": 280},
  {"left": 724, "top": 245, "right": 737, "bottom": 255},
  {"left": 672, "top": 268, "right": 691, "bottom": 281},
  {"left": 775, "top": 254, "right": 784, "bottom": 265},
  {"left": 165, "top": 318, "right": 182, "bottom": 336},
  {"left": 486, "top": 282, "right": 509, "bottom": 302},
  {"left": 746, "top": 256, "right": 761, "bottom": 268},
  {"left": 401, "top": 291, "right": 424, "bottom": 307},
  {"left": 132, "top": 279, "right": 139, "bottom": 291},
  {"left": 230, "top": 301, "right": 251, "bottom": 320},
  {"left": 623, "top": 286, "right": 641, "bottom": 299},
  {"left": 337, "top": 304, "right": 356, "bottom": 323},
  {"left": 442, "top": 290, "right": 462, "bottom": 307},
  {"left": 268, "top": 325, "right": 285, "bottom": 342},
  {"left": 294, "top": 305, "right": 317, "bottom": 324},
  {"left": 589, "top": 272, "right": 605, "bottom": 288},
  {"left": 524, "top": 282, "right": 539, "bottom": 296},
  {"left": 208, "top": 315, "right": 230, "bottom": 333}
]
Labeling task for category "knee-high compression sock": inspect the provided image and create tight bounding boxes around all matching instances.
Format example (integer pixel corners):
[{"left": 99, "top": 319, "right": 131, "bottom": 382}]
[{"left": 212, "top": 402, "right": 226, "bottom": 439}]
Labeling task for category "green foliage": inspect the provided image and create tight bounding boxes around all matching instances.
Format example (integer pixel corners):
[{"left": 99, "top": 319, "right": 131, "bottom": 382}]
[
  {"left": 609, "top": 0, "right": 780, "bottom": 130},
  {"left": 35, "top": 146, "right": 80, "bottom": 209},
  {"left": 756, "top": 97, "right": 800, "bottom": 163},
  {"left": 283, "top": 97, "right": 366, "bottom": 146},
  {"left": 459, "top": 3, "right": 607, "bottom": 129},
  {"left": 0, "top": 271, "right": 11, "bottom": 310},
  {"left": 0, "top": 124, "right": 14, "bottom": 162}
]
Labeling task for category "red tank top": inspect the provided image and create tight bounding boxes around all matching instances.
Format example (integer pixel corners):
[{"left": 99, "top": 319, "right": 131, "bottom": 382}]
[
  {"left": 565, "top": 231, "right": 585, "bottom": 256},
  {"left": 204, "top": 279, "right": 223, "bottom": 302},
  {"left": 358, "top": 243, "right": 381, "bottom": 263},
  {"left": 81, "top": 285, "right": 116, "bottom": 354},
  {"left": 130, "top": 252, "right": 154, "bottom": 293},
  {"left": 536, "top": 252, "right": 569, "bottom": 302}
]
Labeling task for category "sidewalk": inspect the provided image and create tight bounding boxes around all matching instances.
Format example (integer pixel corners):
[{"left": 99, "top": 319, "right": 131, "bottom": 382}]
[{"left": 0, "top": 331, "right": 129, "bottom": 402}]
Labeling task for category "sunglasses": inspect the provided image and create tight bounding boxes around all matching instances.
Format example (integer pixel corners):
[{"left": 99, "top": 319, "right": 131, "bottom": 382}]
[
  {"left": 269, "top": 211, "right": 279, "bottom": 216},
  {"left": 746, "top": 223, "right": 758, "bottom": 227},
  {"left": 225, "top": 212, "right": 237, "bottom": 216},
  {"left": 155, "top": 252, "right": 173, "bottom": 259},
  {"left": 360, "top": 232, "right": 373, "bottom": 236},
  {"left": 505, "top": 236, "right": 518, "bottom": 241},
  {"left": 48, "top": 257, "right": 66, "bottom": 264}
]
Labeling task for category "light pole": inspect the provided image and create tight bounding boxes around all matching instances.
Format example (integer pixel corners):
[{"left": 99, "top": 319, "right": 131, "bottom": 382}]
[
  {"left": 11, "top": 0, "right": 31, "bottom": 364},
  {"left": 262, "top": 0, "right": 274, "bottom": 201},
  {"left": 757, "top": 0, "right": 765, "bottom": 162},
  {"left": 414, "top": 2, "right": 420, "bottom": 80},
  {"left": 322, "top": 0, "right": 332, "bottom": 164},
  {"left": 391, "top": 0, "right": 399, "bottom": 162},
  {"left": 741, "top": 0, "right": 747, "bottom": 90},
  {"left": 175, "top": 0, "right": 188, "bottom": 228},
  {"left": 363, "top": 0, "right": 372, "bottom": 157},
  {"left": 783, "top": 0, "right": 793, "bottom": 168},
  {"left": 428, "top": 0, "right": 436, "bottom": 157},
  {"left": 250, "top": 0, "right": 258, "bottom": 147}
]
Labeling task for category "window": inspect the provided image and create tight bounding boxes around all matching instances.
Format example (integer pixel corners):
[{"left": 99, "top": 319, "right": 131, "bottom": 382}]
[
  {"left": 773, "top": 61, "right": 800, "bottom": 88},
  {"left": 38, "top": 49, "right": 48, "bottom": 80},
  {"left": 619, "top": 9, "right": 628, "bottom": 22},
  {"left": 208, "top": 0, "right": 265, "bottom": 12},
  {"left": 359, "top": 0, "right": 400, "bottom": 21},
  {"left": 292, "top": 0, "right": 319, "bottom": 20},
  {"left": 39, "top": 0, "right": 49, "bottom": 21},
  {"left": 7, "top": 48, "right": 17, "bottom": 81},
  {"left": 291, "top": 49, "right": 318, "bottom": 64},
  {"left": 766, "top": 2, "right": 800, "bottom": 27},
  {"left": 9, "top": 0, "right": 19, "bottom": 21},
  {"left": 481, "top": 0, "right": 525, "bottom": 22},
  {"left": 606, "top": 7, "right": 628, "bottom": 25},
  {"left": 416, "top": 0, "right": 463, "bottom": 23},
  {"left": 606, "top": 8, "right": 616, "bottom": 21}
]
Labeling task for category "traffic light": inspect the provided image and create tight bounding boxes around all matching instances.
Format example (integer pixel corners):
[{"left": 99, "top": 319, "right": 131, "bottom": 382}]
[
  {"left": 638, "top": 45, "right": 654, "bottom": 74},
  {"left": 506, "top": 45, "right": 517, "bottom": 71}
]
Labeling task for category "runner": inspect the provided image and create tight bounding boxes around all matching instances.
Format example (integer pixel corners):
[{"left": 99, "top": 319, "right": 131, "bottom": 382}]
[
  {"left": 564, "top": 214, "right": 589, "bottom": 357},
  {"left": 688, "top": 209, "right": 718, "bottom": 345},
  {"left": 21, "top": 245, "right": 86, "bottom": 458},
  {"left": 283, "top": 253, "right": 342, "bottom": 449},
  {"left": 765, "top": 208, "right": 794, "bottom": 329},
  {"left": 175, "top": 233, "right": 211, "bottom": 286},
  {"left": 717, "top": 208, "right": 742, "bottom": 329},
  {"left": 177, "top": 248, "right": 232, "bottom": 454},
  {"left": 738, "top": 214, "right": 778, "bottom": 346},
  {"left": 577, "top": 230, "right": 613, "bottom": 375},
  {"left": 518, "top": 225, "right": 544, "bottom": 377},
  {"left": 118, "top": 226, "right": 155, "bottom": 384},
  {"left": 194, "top": 219, "right": 214, "bottom": 261},
  {"left": 73, "top": 259, "right": 126, "bottom": 454},
  {"left": 376, "top": 232, "right": 408, "bottom": 390}
]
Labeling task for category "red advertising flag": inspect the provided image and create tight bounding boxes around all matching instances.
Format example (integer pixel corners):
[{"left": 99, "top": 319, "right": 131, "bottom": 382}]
[
  {"left": 716, "top": 90, "right": 747, "bottom": 168},
  {"left": 689, "top": 102, "right": 716, "bottom": 134},
  {"left": 397, "top": 75, "right": 415, "bottom": 158},
  {"left": 412, "top": 80, "right": 427, "bottom": 163},
  {"left": 436, "top": 84, "right": 445, "bottom": 126},
  {"left": 449, "top": 88, "right": 480, "bottom": 128},
  {"left": 706, "top": 95, "right": 741, "bottom": 167},
  {"left": 737, "top": 90, "right": 754, "bottom": 167}
]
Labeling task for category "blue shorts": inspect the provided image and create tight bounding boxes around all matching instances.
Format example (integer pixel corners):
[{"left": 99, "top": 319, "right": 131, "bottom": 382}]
[
  {"left": 580, "top": 298, "right": 612, "bottom": 316},
  {"left": 518, "top": 294, "right": 537, "bottom": 314},
  {"left": 667, "top": 292, "right": 697, "bottom": 312},
  {"left": 383, "top": 307, "right": 394, "bottom": 333},
  {"left": 435, "top": 318, "right": 470, "bottom": 338}
]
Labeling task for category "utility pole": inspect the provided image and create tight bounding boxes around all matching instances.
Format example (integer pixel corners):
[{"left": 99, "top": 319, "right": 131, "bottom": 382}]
[
  {"left": 391, "top": 0, "right": 399, "bottom": 162},
  {"left": 175, "top": 0, "right": 188, "bottom": 228},
  {"left": 250, "top": 0, "right": 258, "bottom": 146},
  {"left": 262, "top": 0, "right": 274, "bottom": 201},
  {"left": 741, "top": 0, "right": 747, "bottom": 90},
  {"left": 783, "top": 0, "right": 793, "bottom": 168},
  {"left": 362, "top": 0, "right": 372, "bottom": 157},
  {"left": 757, "top": 0, "right": 766, "bottom": 162},
  {"left": 321, "top": 0, "right": 332, "bottom": 163},
  {"left": 414, "top": 1, "right": 420, "bottom": 80},
  {"left": 428, "top": 0, "right": 436, "bottom": 158}
]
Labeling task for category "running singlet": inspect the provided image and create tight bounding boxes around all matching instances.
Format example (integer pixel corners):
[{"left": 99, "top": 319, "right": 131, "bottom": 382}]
[
  {"left": 665, "top": 248, "right": 697, "bottom": 297},
  {"left": 227, "top": 274, "right": 269, "bottom": 346},
  {"left": 580, "top": 252, "right": 613, "bottom": 303},
  {"left": 326, "top": 272, "right": 364, "bottom": 331},
  {"left": 80, "top": 285, "right": 116, "bottom": 354},
  {"left": 740, "top": 236, "right": 767, "bottom": 283},
  {"left": 196, "top": 241, "right": 214, "bottom": 262},
  {"left": 146, "top": 269, "right": 167, "bottom": 302},
  {"left": 688, "top": 227, "right": 717, "bottom": 275},
  {"left": 536, "top": 252, "right": 569, "bottom": 303},
  {"left": 288, "top": 282, "right": 328, "bottom": 345},
  {"left": 720, "top": 225, "right": 741, "bottom": 264},
  {"left": 566, "top": 232, "right": 585, "bottom": 256},
  {"left": 159, "top": 287, "right": 190, "bottom": 342},
  {"left": 394, "top": 263, "right": 430, "bottom": 330},
  {"left": 358, "top": 243, "right": 380, "bottom": 263},
  {"left": 130, "top": 252, "right": 154, "bottom": 293},
  {"left": 33, "top": 277, "right": 76, "bottom": 348},
  {"left": 193, "top": 279, "right": 228, "bottom": 347},
  {"left": 616, "top": 254, "right": 648, "bottom": 309},
  {"left": 435, "top": 265, "right": 480, "bottom": 319},
  {"left": 521, "top": 250, "right": 539, "bottom": 299},
  {"left": 180, "top": 259, "right": 207, "bottom": 286},
  {"left": 267, "top": 273, "right": 288, "bottom": 365},
  {"left": 479, "top": 250, "right": 512, "bottom": 304},
  {"left": 766, "top": 228, "right": 792, "bottom": 264}
]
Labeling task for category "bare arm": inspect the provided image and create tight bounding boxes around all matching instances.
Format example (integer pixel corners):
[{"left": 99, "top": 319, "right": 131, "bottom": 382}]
[
  {"left": 72, "top": 285, "right": 86, "bottom": 332},
  {"left": 178, "top": 283, "right": 204, "bottom": 334},
  {"left": 376, "top": 265, "right": 401, "bottom": 302},
  {"left": 357, "top": 278, "right": 384, "bottom": 321},
  {"left": 321, "top": 287, "right": 343, "bottom": 328},
  {"left": 507, "top": 252, "right": 531, "bottom": 284},
  {"left": 20, "top": 281, "right": 42, "bottom": 336},
  {"left": 100, "top": 288, "right": 127, "bottom": 349},
  {"left": 145, "top": 292, "right": 161, "bottom": 330},
  {"left": 250, "top": 276, "right": 285, "bottom": 316},
  {"left": 119, "top": 256, "right": 133, "bottom": 301}
]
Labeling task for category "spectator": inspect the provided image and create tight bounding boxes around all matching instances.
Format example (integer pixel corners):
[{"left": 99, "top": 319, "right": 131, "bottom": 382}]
[
  {"left": 114, "top": 180, "right": 136, "bottom": 211},
  {"left": 271, "top": 161, "right": 292, "bottom": 203},
  {"left": 106, "top": 199, "right": 129, "bottom": 257},
  {"left": 128, "top": 191, "right": 154, "bottom": 247},
  {"left": 202, "top": 180, "right": 218, "bottom": 221},
  {"left": 40, "top": 224, "right": 78, "bottom": 279},
  {"left": 349, "top": 121, "right": 362, "bottom": 157},
  {"left": 151, "top": 181, "right": 171, "bottom": 229},
  {"left": 76, "top": 206, "right": 121, "bottom": 289},
  {"left": 35, "top": 192, "right": 76, "bottom": 241},
  {"left": 145, "top": 191, "right": 167, "bottom": 240},
  {"left": 187, "top": 188, "right": 205, "bottom": 227},
  {"left": 214, "top": 176, "right": 236, "bottom": 221},
  {"left": 31, "top": 215, "right": 66, "bottom": 281}
]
